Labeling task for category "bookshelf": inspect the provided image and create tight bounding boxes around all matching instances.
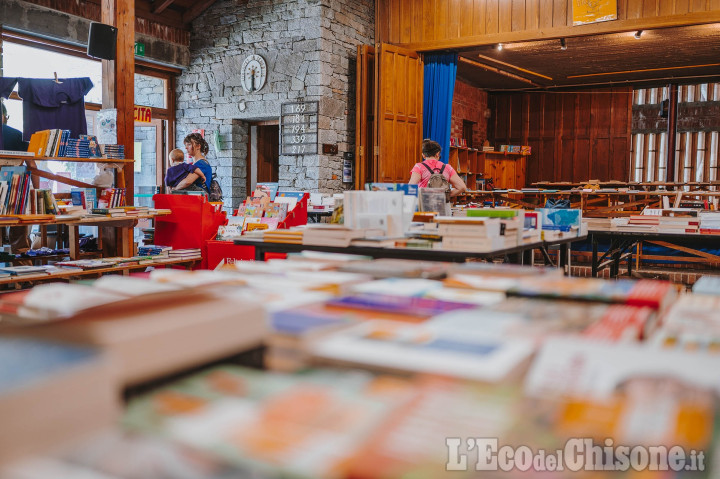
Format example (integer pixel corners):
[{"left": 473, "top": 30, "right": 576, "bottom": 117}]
[
  {"left": 0, "top": 255, "right": 200, "bottom": 288},
  {"left": 0, "top": 153, "right": 133, "bottom": 191},
  {"left": 448, "top": 147, "right": 528, "bottom": 190}
]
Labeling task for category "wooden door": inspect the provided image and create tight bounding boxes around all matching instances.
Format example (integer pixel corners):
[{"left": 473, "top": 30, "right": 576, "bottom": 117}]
[
  {"left": 375, "top": 43, "right": 423, "bottom": 183},
  {"left": 355, "top": 45, "right": 375, "bottom": 190},
  {"left": 256, "top": 124, "right": 279, "bottom": 183}
]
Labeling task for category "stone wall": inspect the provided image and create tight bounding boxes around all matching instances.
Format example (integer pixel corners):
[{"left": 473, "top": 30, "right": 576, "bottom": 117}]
[{"left": 175, "top": 0, "right": 374, "bottom": 207}]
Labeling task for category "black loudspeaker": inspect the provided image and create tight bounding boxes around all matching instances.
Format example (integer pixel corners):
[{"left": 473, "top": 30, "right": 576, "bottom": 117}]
[{"left": 87, "top": 22, "right": 118, "bottom": 60}]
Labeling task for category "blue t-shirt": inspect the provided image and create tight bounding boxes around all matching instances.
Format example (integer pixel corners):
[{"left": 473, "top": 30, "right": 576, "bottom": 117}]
[
  {"left": 0, "top": 77, "right": 19, "bottom": 151},
  {"left": 193, "top": 159, "right": 212, "bottom": 191},
  {"left": 18, "top": 78, "right": 93, "bottom": 141}
]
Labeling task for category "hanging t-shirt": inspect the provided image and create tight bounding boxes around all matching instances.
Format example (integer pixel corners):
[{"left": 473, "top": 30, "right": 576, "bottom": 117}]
[
  {"left": 0, "top": 77, "right": 19, "bottom": 151},
  {"left": 17, "top": 78, "right": 93, "bottom": 141}
]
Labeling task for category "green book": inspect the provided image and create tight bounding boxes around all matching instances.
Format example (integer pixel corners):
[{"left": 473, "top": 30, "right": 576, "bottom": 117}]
[{"left": 466, "top": 209, "right": 519, "bottom": 218}]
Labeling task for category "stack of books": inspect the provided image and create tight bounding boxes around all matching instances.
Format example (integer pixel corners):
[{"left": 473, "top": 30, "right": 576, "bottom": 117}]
[
  {"left": 167, "top": 248, "right": 202, "bottom": 260},
  {"left": 63, "top": 138, "right": 92, "bottom": 158},
  {"left": 137, "top": 245, "right": 171, "bottom": 257},
  {"left": 102, "top": 144, "right": 125, "bottom": 159},
  {"left": 433, "top": 216, "right": 505, "bottom": 252},
  {"left": 302, "top": 224, "right": 380, "bottom": 247},
  {"left": 699, "top": 211, "right": 720, "bottom": 234}
]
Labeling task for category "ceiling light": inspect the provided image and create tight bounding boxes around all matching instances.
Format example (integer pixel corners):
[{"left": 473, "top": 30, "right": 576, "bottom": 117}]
[
  {"left": 634, "top": 30, "right": 643, "bottom": 39},
  {"left": 560, "top": 38, "right": 567, "bottom": 50},
  {"left": 497, "top": 43, "right": 503, "bottom": 51}
]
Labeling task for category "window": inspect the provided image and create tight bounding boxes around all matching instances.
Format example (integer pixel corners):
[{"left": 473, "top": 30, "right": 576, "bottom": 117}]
[{"left": 631, "top": 82, "right": 720, "bottom": 189}]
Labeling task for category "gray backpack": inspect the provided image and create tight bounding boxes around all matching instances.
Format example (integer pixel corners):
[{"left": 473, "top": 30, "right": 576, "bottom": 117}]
[{"left": 422, "top": 162, "right": 451, "bottom": 200}]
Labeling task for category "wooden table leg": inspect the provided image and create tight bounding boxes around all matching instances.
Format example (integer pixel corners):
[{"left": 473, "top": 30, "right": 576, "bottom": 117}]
[
  {"left": 119, "top": 225, "right": 131, "bottom": 257},
  {"left": 40, "top": 225, "right": 47, "bottom": 248},
  {"left": 68, "top": 225, "right": 80, "bottom": 260}
]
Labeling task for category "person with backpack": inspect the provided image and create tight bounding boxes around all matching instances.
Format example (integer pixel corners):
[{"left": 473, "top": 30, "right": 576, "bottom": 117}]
[
  {"left": 408, "top": 138, "right": 467, "bottom": 197},
  {"left": 174, "top": 132, "right": 223, "bottom": 202}
]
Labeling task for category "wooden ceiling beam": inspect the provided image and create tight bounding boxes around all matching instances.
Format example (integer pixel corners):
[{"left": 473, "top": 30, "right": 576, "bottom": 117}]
[
  {"left": 182, "top": 0, "right": 217, "bottom": 24},
  {"left": 459, "top": 57, "right": 541, "bottom": 88},
  {"left": 398, "top": 10, "right": 720, "bottom": 53},
  {"left": 152, "top": 0, "right": 176, "bottom": 14},
  {"left": 475, "top": 53, "right": 552, "bottom": 81}
]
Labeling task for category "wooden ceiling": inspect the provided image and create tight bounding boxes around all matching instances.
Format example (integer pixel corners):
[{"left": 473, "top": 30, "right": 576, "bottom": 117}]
[
  {"left": 457, "top": 23, "right": 720, "bottom": 91},
  {"left": 21, "top": 0, "right": 221, "bottom": 44}
]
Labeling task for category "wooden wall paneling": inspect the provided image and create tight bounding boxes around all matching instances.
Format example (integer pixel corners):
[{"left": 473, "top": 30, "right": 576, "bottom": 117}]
[
  {"left": 539, "top": 0, "right": 553, "bottom": 28},
  {"left": 541, "top": 138, "right": 557, "bottom": 181},
  {"left": 525, "top": 93, "right": 541, "bottom": 184},
  {"left": 552, "top": 0, "right": 566, "bottom": 27},
  {"left": 460, "top": 0, "right": 475, "bottom": 37},
  {"left": 561, "top": 93, "right": 577, "bottom": 138},
  {"left": 511, "top": 0, "right": 526, "bottom": 31},
  {"left": 593, "top": 91, "right": 612, "bottom": 180},
  {"left": 712, "top": 0, "right": 720, "bottom": 11},
  {"left": 593, "top": 92, "right": 612, "bottom": 138},
  {"left": 495, "top": 95, "right": 510, "bottom": 140},
  {"left": 392, "top": 0, "right": 402, "bottom": 44},
  {"left": 577, "top": 93, "right": 592, "bottom": 138},
  {"left": 400, "top": 0, "right": 412, "bottom": 43},
  {"left": 560, "top": 93, "right": 577, "bottom": 182},
  {"left": 486, "top": 0, "right": 499, "bottom": 34},
  {"left": 675, "top": 0, "right": 690, "bottom": 14},
  {"left": 411, "top": 0, "right": 423, "bottom": 42},
  {"left": 449, "top": 0, "right": 461, "bottom": 39},
  {"left": 422, "top": 0, "right": 435, "bottom": 42},
  {"left": 594, "top": 138, "right": 611, "bottom": 180},
  {"left": 616, "top": 0, "right": 628, "bottom": 20},
  {"left": 576, "top": 92, "right": 592, "bottom": 182},
  {"left": 560, "top": 139, "right": 575, "bottom": 182},
  {"left": 692, "top": 0, "right": 709, "bottom": 12},
  {"left": 437, "top": 0, "right": 449, "bottom": 41},
  {"left": 659, "top": 0, "right": 675, "bottom": 15},
  {"left": 473, "top": 0, "right": 487, "bottom": 36},
  {"left": 627, "top": 0, "right": 644, "bottom": 19},
  {"left": 510, "top": 94, "right": 523, "bottom": 140},
  {"left": 499, "top": 0, "right": 513, "bottom": 33},
  {"left": 575, "top": 139, "right": 591, "bottom": 182},
  {"left": 525, "top": 0, "right": 539, "bottom": 30},
  {"left": 642, "top": 0, "right": 659, "bottom": 17}
]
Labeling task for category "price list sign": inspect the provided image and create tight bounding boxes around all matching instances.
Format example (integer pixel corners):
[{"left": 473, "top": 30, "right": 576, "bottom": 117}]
[{"left": 280, "top": 101, "right": 319, "bottom": 155}]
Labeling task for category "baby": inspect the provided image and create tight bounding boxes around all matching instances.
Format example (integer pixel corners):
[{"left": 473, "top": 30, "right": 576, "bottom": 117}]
[{"left": 164, "top": 148, "right": 206, "bottom": 191}]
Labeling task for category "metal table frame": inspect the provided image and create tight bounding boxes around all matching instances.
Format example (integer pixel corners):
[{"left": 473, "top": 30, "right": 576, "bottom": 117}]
[
  {"left": 590, "top": 230, "right": 720, "bottom": 278},
  {"left": 234, "top": 235, "right": 585, "bottom": 272}
]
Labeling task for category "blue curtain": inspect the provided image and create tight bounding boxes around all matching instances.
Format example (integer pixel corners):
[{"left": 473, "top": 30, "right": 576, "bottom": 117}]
[{"left": 422, "top": 53, "right": 458, "bottom": 164}]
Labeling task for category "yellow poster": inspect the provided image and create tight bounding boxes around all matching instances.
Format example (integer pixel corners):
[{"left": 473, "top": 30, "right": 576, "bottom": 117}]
[{"left": 572, "top": 0, "right": 617, "bottom": 26}]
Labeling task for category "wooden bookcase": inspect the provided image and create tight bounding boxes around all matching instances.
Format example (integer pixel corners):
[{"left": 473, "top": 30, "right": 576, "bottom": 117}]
[{"left": 449, "top": 147, "right": 528, "bottom": 190}]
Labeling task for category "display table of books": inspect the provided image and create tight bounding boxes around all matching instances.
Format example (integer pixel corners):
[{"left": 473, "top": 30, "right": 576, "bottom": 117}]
[
  {"left": 0, "top": 211, "right": 172, "bottom": 260},
  {"left": 1, "top": 257, "right": 719, "bottom": 477},
  {"left": 0, "top": 251, "right": 202, "bottom": 287},
  {"left": 458, "top": 188, "right": 720, "bottom": 217}
]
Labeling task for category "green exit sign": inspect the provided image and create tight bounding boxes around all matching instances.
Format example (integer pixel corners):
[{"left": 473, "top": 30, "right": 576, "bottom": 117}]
[{"left": 134, "top": 42, "right": 145, "bottom": 56}]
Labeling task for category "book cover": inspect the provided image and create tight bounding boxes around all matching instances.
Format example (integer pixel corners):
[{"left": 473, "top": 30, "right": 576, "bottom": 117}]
[
  {"left": 253, "top": 182, "right": 279, "bottom": 200},
  {"left": 264, "top": 202, "right": 288, "bottom": 219}
]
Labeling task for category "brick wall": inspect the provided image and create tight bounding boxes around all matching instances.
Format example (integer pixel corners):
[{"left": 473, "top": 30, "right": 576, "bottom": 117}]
[{"left": 451, "top": 79, "right": 488, "bottom": 148}]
